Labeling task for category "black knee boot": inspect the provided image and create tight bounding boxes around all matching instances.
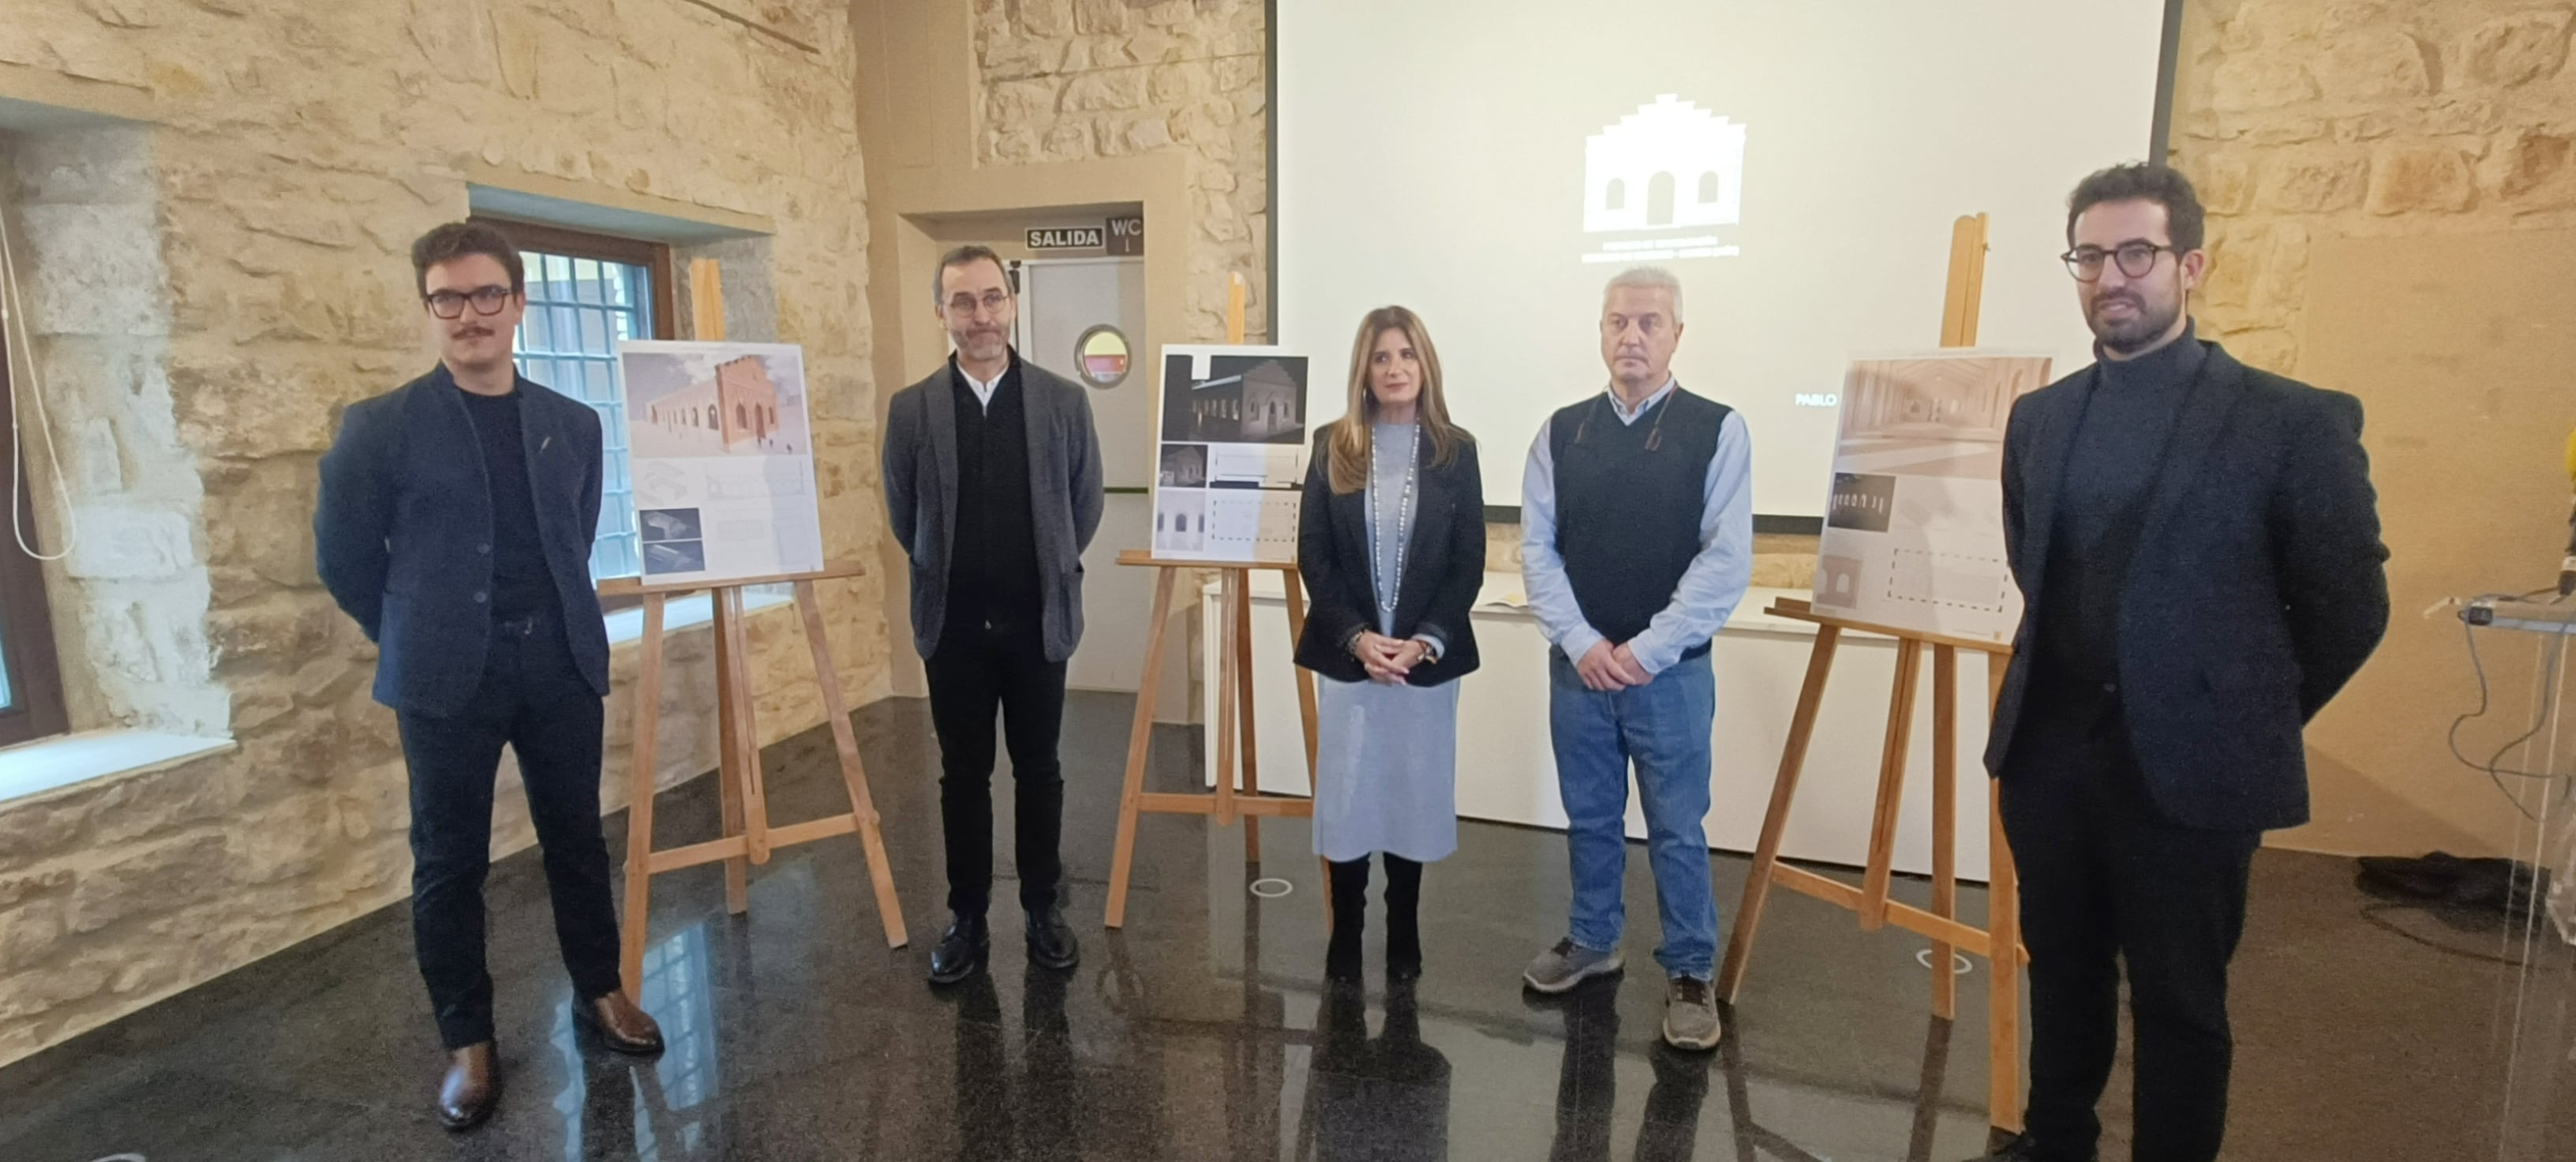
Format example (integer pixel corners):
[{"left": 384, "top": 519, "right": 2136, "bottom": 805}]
[
  {"left": 1383, "top": 854, "right": 1423, "bottom": 982},
  {"left": 1326, "top": 858, "right": 1369, "bottom": 983}
]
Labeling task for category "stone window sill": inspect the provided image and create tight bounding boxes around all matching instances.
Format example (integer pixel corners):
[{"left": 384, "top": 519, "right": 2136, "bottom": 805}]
[
  {"left": 602, "top": 586, "right": 796, "bottom": 647},
  {"left": 0, "top": 729, "right": 236, "bottom": 808}
]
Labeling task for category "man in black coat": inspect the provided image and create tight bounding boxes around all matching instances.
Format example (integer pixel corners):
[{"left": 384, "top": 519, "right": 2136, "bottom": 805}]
[
  {"left": 1968, "top": 166, "right": 2389, "bottom": 1162},
  {"left": 316, "top": 223, "right": 664, "bottom": 1132}
]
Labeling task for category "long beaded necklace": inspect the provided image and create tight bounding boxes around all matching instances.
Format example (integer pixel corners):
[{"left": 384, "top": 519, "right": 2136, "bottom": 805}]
[{"left": 1368, "top": 422, "right": 1421, "bottom": 618}]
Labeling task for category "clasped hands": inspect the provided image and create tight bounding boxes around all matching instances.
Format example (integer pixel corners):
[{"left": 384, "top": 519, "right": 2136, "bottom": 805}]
[
  {"left": 1351, "top": 631, "right": 1431, "bottom": 684},
  {"left": 1574, "top": 640, "right": 1653, "bottom": 692}
]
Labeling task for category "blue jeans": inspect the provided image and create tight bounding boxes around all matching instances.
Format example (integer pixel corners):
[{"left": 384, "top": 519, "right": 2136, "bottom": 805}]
[{"left": 1549, "top": 648, "right": 1720, "bottom": 980}]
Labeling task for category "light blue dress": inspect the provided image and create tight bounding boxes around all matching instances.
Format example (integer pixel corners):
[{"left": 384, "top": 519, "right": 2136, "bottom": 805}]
[{"left": 1312, "top": 422, "right": 1462, "bottom": 864}]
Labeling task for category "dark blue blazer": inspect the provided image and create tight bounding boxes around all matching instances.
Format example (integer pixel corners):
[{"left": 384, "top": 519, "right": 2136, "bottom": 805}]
[
  {"left": 315, "top": 365, "right": 613, "bottom": 717},
  {"left": 1983, "top": 341, "right": 2391, "bottom": 831}
]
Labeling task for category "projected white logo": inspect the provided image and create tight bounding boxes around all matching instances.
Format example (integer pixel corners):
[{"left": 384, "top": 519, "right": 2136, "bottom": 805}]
[{"left": 1582, "top": 95, "right": 1746, "bottom": 264}]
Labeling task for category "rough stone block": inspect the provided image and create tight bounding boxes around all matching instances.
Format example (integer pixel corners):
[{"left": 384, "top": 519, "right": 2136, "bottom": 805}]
[
  {"left": 1062, "top": 69, "right": 1146, "bottom": 112},
  {"left": 91, "top": 762, "right": 237, "bottom": 846},
  {"left": 19, "top": 203, "right": 170, "bottom": 339},
  {"left": 66, "top": 504, "right": 194, "bottom": 580},
  {"left": 206, "top": 592, "right": 339, "bottom": 665},
  {"left": 2460, "top": 10, "right": 2573, "bottom": 88},
  {"left": 2211, "top": 57, "right": 2320, "bottom": 111},
  {"left": 1073, "top": 0, "right": 1131, "bottom": 36},
  {"left": 68, "top": 835, "right": 228, "bottom": 934},
  {"left": 2499, "top": 130, "right": 2574, "bottom": 199},
  {"left": 988, "top": 77, "right": 1059, "bottom": 126},
  {"left": 493, "top": 8, "right": 545, "bottom": 99},
  {"left": 2318, "top": 31, "right": 2436, "bottom": 99},
  {"left": 1019, "top": 0, "right": 1076, "bottom": 39},
  {"left": 2257, "top": 148, "right": 2369, "bottom": 212},
  {"left": 2367, "top": 144, "right": 2477, "bottom": 214},
  {"left": 0, "top": 901, "right": 67, "bottom": 973}
]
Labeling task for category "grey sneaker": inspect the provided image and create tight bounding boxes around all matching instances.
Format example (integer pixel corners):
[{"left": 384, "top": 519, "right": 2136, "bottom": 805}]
[
  {"left": 1522, "top": 938, "right": 1625, "bottom": 994},
  {"left": 1661, "top": 976, "right": 1723, "bottom": 1050}
]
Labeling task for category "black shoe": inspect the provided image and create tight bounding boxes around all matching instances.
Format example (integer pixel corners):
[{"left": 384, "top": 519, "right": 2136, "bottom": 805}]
[
  {"left": 1958, "top": 1131, "right": 2095, "bottom": 1162},
  {"left": 928, "top": 914, "right": 989, "bottom": 985},
  {"left": 1026, "top": 906, "right": 1079, "bottom": 972}
]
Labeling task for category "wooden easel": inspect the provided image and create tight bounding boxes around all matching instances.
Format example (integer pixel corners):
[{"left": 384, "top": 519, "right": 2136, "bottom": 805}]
[
  {"left": 608, "top": 261, "right": 908, "bottom": 1003},
  {"left": 1713, "top": 214, "right": 2028, "bottom": 1133},
  {"left": 1102, "top": 273, "right": 1324, "bottom": 929}
]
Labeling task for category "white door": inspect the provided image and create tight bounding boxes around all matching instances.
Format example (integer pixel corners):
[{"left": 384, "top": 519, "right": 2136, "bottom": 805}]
[{"left": 1012, "top": 258, "right": 1178, "bottom": 708}]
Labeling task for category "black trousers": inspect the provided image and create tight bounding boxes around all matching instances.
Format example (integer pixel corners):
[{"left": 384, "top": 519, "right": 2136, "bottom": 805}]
[
  {"left": 396, "top": 615, "right": 621, "bottom": 1049},
  {"left": 1999, "top": 747, "right": 2260, "bottom": 1162},
  {"left": 923, "top": 619, "right": 1067, "bottom": 918}
]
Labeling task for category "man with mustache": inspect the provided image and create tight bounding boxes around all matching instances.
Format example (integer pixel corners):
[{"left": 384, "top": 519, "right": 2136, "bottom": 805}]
[
  {"left": 882, "top": 245, "right": 1103, "bottom": 986},
  {"left": 1518, "top": 266, "right": 1754, "bottom": 1051},
  {"left": 316, "top": 221, "right": 664, "bottom": 1132},
  {"left": 1965, "top": 166, "right": 2387, "bottom": 1162}
]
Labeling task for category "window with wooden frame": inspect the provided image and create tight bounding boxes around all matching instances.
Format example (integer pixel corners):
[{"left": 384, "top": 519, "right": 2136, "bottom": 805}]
[
  {"left": 0, "top": 322, "right": 69, "bottom": 748},
  {"left": 474, "top": 218, "right": 677, "bottom": 609}
]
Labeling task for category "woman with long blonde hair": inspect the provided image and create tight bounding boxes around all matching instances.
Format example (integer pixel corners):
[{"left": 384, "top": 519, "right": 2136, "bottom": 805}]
[{"left": 1293, "top": 306, "right": 1486, "bottom": 985}]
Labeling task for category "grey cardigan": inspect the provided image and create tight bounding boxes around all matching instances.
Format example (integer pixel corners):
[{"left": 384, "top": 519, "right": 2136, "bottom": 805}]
[{"left": 881, "top": 354, "right": 1104, "bottom": 662}]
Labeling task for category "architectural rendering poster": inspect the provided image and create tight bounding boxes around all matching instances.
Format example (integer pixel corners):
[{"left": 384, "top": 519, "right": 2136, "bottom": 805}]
[
  {"left": 1811, "top": 351, "right": 2052, "bottom": 643},
  {"left": 615, "top": 339, "right": 825, "bottom": 586},
  {"left": 1151, "top": 345, "right": 1310, "bottom": 563}
]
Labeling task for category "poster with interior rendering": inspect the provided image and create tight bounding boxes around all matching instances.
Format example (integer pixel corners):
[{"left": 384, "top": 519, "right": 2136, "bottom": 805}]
[
  {"left": 1151, "top": 345, "right": 1310, "bottom": 564},
  {"left": 614, "top": 339, "right": 825, "bottom": 586},
  {"left": 1810, "top": 350, "right": 2052, "bottom": 643}
]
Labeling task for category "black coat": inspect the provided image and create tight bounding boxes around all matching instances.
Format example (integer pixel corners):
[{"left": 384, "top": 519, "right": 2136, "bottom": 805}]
[
  {"left": 1983, "top": 341, "right": 2391, "bottom": 831},
  {"left": 1293, "top": 423, "right": 1485, "bottom": 686},
  {"left": 315, "top": 365, "right": 613, "bottom": 717}
]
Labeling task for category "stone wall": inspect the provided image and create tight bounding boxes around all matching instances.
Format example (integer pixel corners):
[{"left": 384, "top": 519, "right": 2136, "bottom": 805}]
[
  {"left": 0, "top": 0, "right": 885, "bottom": 1065},
  {"left": 2170, "top": 0, "right": 2576, "bottom": 369},
  {"left": 973, "top": 0, "right": 1268, "bottom": 343}
]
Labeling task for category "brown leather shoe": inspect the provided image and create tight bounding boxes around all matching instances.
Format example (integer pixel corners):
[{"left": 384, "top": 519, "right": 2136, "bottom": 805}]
[
  {"left": 436, "top": 1042, "right": 500, "bottom": 1131},
  {"left": 573, "top": 990, "right": 665, "bottom": 1055}
]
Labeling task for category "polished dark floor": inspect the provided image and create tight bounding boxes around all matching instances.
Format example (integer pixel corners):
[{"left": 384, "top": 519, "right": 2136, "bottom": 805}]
[{"left": 2, "top": 692, "right": 2570, "bottom": 1161}]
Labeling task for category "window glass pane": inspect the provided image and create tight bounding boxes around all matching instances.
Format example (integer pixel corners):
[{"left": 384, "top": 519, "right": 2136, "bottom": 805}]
[
  {"left": 573, "top": 258, "right": 605, "bottom": 305},
  {"left": 510, "top": 244, "right": 656, "bottom": 583},
  {"left": 519, "top": 305, "right": 552, "bottom": 353},
  {"left": 0, "top": 619, "right": 14, "bottom": 710}
]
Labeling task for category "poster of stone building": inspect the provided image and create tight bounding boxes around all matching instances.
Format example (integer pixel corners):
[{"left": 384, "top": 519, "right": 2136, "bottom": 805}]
[
  {"left": 1152, "top": 345, "right": 1310, "bottom": 563},
  {"left": 615, "top": 339, "right": 825, "bottom": 585},
  {"left": 1810, "top": 350, "right": 2051, "bottom": 643}
]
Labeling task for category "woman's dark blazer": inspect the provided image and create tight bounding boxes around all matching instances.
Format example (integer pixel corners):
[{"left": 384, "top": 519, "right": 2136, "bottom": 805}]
[{"left": 1292, "top": 421, "right": 1485, "bottom": 687}]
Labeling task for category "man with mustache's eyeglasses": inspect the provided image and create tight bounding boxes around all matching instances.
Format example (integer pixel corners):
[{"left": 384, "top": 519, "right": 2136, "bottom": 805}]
[{"left": 316, "top": 221, "right": 664, "bottom": 1133}]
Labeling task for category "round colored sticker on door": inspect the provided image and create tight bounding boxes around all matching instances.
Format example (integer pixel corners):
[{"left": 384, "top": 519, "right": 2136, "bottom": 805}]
[{"left": 1076, "top": 324, "right": 1130, "bottom": 388}]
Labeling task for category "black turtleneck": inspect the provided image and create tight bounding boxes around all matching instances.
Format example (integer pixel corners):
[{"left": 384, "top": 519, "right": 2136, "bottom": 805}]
[{"left": 2026, "top": 321, "right": 2207, "bottom": 743}]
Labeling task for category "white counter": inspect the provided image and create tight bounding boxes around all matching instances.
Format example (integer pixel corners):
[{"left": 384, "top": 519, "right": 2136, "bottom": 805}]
[{"left": 1200, "top": 572, "right": 1994, "bottom": 881}]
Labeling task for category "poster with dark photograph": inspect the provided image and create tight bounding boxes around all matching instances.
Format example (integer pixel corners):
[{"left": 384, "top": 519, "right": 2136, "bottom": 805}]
[{"left": 1150, "top": 345, "right": 1310, "bottom": 563}]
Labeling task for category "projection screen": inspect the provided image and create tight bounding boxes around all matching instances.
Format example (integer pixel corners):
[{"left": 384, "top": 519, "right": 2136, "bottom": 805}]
[{"left": 1276, "top": 0, "right": 2177, "bottom": 518}]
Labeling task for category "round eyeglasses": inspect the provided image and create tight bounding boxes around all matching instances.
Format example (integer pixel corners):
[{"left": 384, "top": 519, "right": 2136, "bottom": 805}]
[{"left": 2061, "top": 242, "right": 2173, "bottom": 283}]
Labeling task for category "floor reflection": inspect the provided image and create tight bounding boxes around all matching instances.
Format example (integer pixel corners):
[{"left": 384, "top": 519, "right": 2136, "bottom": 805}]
[{"left": 0, "top": 694, "right": 2568, "bottom": 1160}]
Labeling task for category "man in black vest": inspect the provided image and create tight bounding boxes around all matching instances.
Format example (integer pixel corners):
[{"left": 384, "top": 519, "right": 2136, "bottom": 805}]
[
  {"left": 1518, "top": 268, "right": 1754, "bottom": 1051},
  {"left": 882, "top": 246, "right": 1103, "bottom": 986},
  {"left": 1966, "top": 166, "right": 2388, "bottom": 1162},
  {"left": 317, "top": 222, "right": 664, "bottom": 1132}
]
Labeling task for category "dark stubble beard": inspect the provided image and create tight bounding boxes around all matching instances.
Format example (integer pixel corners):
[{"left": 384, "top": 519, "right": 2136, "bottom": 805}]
[{"left": 2089, "top": 280, "right": 2184, "bottom": 357}]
